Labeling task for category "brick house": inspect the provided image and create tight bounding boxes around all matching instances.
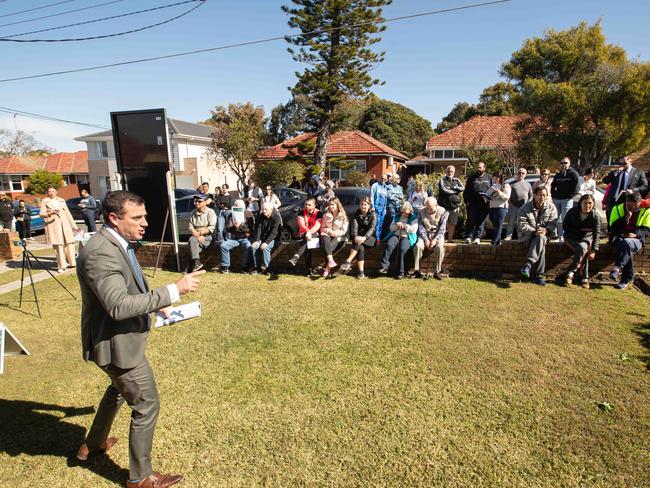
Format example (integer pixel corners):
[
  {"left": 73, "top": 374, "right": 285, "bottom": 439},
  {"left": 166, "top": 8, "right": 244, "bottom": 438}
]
[
  {"left": 0, "top": 151, "right": 89, "bottom": 200},
  {"left": 406, "top": 115, "right": 525, "bottom": 175},
  {"left": 255, "top": 130, "right": 408, "bottom": 181}
]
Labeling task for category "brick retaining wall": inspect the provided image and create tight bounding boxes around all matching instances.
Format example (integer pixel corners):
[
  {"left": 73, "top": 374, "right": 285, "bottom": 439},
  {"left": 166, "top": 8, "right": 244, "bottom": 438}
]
[{"left": 135, "top": 239, "right": 650, "bottom": 279}]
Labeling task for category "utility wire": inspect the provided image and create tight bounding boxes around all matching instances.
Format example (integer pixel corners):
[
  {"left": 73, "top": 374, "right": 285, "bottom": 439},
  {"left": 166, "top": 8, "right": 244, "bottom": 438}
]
[
  {"left": 0, "top": 0, "right": 125, "bottom": 30},
  {"left": 0, "top": 106, "right": 109, "bottom": 129},
  {"left": 0, "top": 0, "right": 511, "bottom": 82},
  {"left": 0, "top": 0, "right": 80, "bottom": 19},
  {"left": 1, "top": 0, "right": 205, "bottom": 41}
]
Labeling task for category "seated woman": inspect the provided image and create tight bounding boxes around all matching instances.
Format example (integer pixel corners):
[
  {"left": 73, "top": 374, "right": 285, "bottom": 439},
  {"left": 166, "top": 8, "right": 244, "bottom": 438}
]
[
  {"left": 340, "top": 196, "right": 376, "bottom": 279},
  {"left": 562, "top": 193, "right": 601, "bottom": 288},
  {"left": 319, "top": 198, "right": 348, "bottom": 277},
  {"left": 486, "top": 172, "right": 511, "bottom": 246},
  {"left": 379, "top": 201, "right": 418, "bottom": 279}
]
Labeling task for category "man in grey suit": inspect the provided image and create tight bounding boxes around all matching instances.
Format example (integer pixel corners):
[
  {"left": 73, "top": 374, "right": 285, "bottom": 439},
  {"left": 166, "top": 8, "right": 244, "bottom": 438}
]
[
  {"left": 603, "top": 155, "right": 649, "bottom": 222},
  {"left": 76, "top": 190, "right": 203, "bottom": 488}
]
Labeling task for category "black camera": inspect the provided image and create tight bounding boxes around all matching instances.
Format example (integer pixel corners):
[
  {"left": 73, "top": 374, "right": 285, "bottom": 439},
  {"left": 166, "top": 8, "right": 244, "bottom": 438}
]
[{"left": 13, "top": 239, "right": 26, "bottom": 247}]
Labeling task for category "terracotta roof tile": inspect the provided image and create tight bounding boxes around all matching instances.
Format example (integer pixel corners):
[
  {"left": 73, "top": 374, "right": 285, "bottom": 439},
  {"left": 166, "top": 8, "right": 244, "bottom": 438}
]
[
  {"left": 256, "top": 130, "right": 407, "bottom": 161},
  {"left": 0, "top": 151, "right": 88, "bottom": 175},
  {"left": 427, "top": 115, "right": 525, "bottom": 149}
]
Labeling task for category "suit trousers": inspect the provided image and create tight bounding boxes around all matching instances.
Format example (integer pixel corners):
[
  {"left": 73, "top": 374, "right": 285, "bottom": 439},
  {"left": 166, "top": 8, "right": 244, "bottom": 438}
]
[
  {"left": 86, "top": 359, "right": 160, "bottom": 480},
  {"left": 612, "top": 236, "right": 643, "bottom": 282},
  {"left": 413, "top": 238, "right": 444, "bottom": 273},
  {"left": 524, "top": 234, "right": 547, "bottom": 277}
]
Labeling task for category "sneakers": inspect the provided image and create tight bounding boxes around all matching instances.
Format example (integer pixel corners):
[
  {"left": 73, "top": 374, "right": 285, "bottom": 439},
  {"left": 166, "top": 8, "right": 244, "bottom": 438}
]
[
  {"left": 220, "top": 267, "right": 230, "bottom": 274},
  {"left": 609, "top": 267, "right": 620, "bottom": 281},
  {"left": 339, "top": 261, "right": 352, "bottom": 271},
  {"left": 249, "top": 269, "right": 258, "bottom": 276},
  {"left": 565, "top": 272, "right": 574, "bottom": 286},
  {"left": 356, "top": 271, "right": 365, "bottom": 280},
  {"left": 190, "top": 260, "right": 203, "bottom": 273},
  {"left": 615, "top": 281, "right": 629, "bottom": 290},
  {"left": 322, "top": 268, "right": 331, "bottom": 278},
  {"left": 414, "top": 270, "right": 423, "bottom": 279},
  {"left": 288, "top": 255, "right": 299, "bottom": 267},
  {"left": 520, "top": 265, "right": 531, "bottom": 279},
  {"left": 532, "top": 276, "right": 546, "bottom": 286},
  {"left": 327, "top": 257, "right": 337, "bottom": 268},
  {"left": 473, "top": 238, "right": 481, "bottom": 245},
  {"left": 464, "top": 238, "right": 472, "bottom": 245},
  {"left": 397, "top": 273, "right": 405, "bottom": 280},
  {"left": 434, "top": 272, "right": 446, "bottom": 280},
  {"left": 378, "top": 267, "right": 389, "bottom": 275},
  {"left": 504, "top": 235, "right": 512, "bottom": 241},
  {"left": 581, "top": 280, "right": 590, "bottom": 289}
]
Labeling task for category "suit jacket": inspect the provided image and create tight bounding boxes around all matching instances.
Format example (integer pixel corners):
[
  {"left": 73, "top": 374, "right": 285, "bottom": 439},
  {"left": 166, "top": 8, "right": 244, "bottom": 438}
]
[
  {"left": 603, "top": 167, "right": 648, "bottom": 208},
  {"left": 78, "top": 227, "right": 172, "bottom": 369}
]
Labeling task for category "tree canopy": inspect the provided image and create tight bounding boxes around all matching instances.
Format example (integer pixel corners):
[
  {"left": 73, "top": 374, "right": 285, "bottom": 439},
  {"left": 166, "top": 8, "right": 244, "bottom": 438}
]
[
  {"left": 283, "top": 0, "right": 390, "bottom": 174},
  {"left": 206, "top": 102, "right": 267, "bottom": 191},
  {"left": 503, "top": 21, "right": 650, "bottom": 170},
  {"left": 27, "top": 169, "right": 62, "bottom": 195},
  {"left": 0, "top": 129, "right": 53, "bottom": 157}
]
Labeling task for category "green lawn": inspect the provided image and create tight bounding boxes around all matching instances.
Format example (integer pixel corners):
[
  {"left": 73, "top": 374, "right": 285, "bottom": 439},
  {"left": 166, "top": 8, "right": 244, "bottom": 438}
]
[{"left": 0, "top": 272, "right": 649, "bottom": 487}]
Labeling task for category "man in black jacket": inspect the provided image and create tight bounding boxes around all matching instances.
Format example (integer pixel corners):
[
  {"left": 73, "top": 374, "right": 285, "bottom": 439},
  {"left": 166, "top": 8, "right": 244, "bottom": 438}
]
[
  {"left": 551, "top": 157, "right": 580, "bottom": 241},
  {"left": 0, "top": 191, "right": 13, "bottom": 231},
  {"left": 603, "top": 155, "right": 648, "bottom": 222},
  {"left": 462, "top": 162, "right": 493, "bottom": 244},
  {"left": 250, "top": 202, "right": 281, "bottom": 274}
]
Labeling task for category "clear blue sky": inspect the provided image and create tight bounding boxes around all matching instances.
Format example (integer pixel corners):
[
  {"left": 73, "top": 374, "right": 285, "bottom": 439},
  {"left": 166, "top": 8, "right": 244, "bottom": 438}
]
[{"left": 1, "top": 0, "right": 648, "bottom": 152}]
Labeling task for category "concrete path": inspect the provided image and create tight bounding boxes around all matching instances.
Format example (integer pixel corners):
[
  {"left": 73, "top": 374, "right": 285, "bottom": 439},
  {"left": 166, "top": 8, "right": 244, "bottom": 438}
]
[{"left": 0, "top": 240, "right": 70, "bottom": 295}]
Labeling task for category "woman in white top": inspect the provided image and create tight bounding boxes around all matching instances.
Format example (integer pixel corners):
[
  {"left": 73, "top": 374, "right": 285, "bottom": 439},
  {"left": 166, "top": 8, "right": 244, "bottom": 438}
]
[
  {"left": 486, "top": 172, "right": 511, "bottom": 246},
  {"left": 408, "top": 180, "right": 428, "bottom": 212},
  {"left": 320, "top": 198, "right": 348, "bottom": 277},
  {"left": 575, "top": 167, "right": 596, "bottom": 200},
  {"left": 262, "top": 186, "right": 282, "bottom": 210},
  {"left": 39, "top": 186, "right": 80, "bottom": 272}
]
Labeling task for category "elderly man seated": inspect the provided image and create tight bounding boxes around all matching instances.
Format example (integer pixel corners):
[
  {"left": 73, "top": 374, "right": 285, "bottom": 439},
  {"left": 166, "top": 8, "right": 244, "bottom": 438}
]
[
  {"left": 250, "top": 202, "right": 282, "bottom": 275},
  {"left": 187, "top": 193, "right": 217, "bottom": 272},
  {"left": 608, "top": 192, "right": 650, "bottom": 289},
  {"left": 517, "top": 186, "right": 558, "bottom": 286},
  {"left": 413, "top": 197, "right": 448, "bottom": 279},
  {"left": 219, "top": 199, "right": 255, "bottom": 274}
]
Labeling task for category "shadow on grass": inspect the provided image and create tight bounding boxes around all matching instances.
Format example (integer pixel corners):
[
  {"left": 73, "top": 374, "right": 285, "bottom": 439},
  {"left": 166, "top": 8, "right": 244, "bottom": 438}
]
[
  {"left": 0, "top": 302, "right": 37, "bottom": 317},
  {"left": 633, "top": 323, "right": 650, "bottom": 371},
  {"left": 0, "top": 399, "right": 128, "bottom": 485}
]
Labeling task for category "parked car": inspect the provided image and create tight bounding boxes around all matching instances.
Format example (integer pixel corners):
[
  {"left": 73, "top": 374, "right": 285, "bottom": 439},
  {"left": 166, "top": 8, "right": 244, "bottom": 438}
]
[
  {"left": 174, "top": 195, "right": 197, "bottom": 237},
  {"left": 66, "top": 197, "right": 103, "bottom": 222},
  {"left": 273, "top": 186, "right": 307, "bottom": 207},
  {"left": 11, "top": 201, "right": 45, "bottom": 235}
]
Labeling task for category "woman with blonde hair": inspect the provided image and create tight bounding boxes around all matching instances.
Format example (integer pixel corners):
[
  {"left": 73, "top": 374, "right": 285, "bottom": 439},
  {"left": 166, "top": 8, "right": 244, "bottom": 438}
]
[
  {"left": 379, "top": 200, "right": 418, "bottom": 279},
  {"left": 320, "top": 197, "right": 348, "bottom": 277},
  {"left": 40, "top": 186, "right": 80, "bottom": 273}
]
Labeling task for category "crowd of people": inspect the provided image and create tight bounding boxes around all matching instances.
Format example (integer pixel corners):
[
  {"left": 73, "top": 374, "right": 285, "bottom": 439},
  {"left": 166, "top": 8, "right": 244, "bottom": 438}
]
[{"left": 184, "top": 155, "right": 650, "bottom": 289}]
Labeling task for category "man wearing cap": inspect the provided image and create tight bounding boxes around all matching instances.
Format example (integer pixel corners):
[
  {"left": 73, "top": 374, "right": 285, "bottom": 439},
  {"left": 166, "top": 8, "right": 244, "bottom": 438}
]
[
  {"left": 551, "top": 157, "right": 580, "bottom": 241},
  {"left": 187, "top": 193, "right": 217, "bottom": 272}
]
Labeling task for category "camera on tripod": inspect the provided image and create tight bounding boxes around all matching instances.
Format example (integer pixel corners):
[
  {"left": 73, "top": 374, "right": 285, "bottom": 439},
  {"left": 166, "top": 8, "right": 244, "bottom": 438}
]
[{"left": 13, "top": 239, "right": 26, "bottom": 247}]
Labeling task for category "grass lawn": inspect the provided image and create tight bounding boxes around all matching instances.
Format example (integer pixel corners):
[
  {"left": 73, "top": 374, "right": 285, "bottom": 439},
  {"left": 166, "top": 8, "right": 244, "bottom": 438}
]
[{"left": 0, "top": 271, "right": 649, "bottom": 487}]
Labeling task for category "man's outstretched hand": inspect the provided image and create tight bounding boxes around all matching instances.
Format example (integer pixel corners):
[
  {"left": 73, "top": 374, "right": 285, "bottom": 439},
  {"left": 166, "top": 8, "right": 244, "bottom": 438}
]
[{"left": 176, "top": 270, "right": 205, "bottom": 294}]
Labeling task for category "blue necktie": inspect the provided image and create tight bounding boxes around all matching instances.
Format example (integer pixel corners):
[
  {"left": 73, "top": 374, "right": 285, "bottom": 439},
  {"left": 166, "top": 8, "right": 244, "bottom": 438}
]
[{"left": 127, "top": 245, "right": 146, "bottom": 291}]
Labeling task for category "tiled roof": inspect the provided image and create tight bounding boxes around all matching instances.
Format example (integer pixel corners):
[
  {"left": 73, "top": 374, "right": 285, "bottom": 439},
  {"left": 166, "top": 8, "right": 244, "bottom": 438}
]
[
  {"left": 0, "top": 151, "right": 88, "bottom": 174},
  {"left": 256, "top": 130, "right": 408, "bottom": 161},
  {"left": 427, "top": 115, "right": 525, "bottom": 149}
]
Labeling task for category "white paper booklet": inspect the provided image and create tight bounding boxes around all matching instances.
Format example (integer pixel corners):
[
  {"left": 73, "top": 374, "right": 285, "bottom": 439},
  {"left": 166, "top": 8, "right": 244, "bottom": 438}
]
[
  {"left": 306, "top": 237, "right": 320, "bottom": 249},
  {"left": 155, "top": 301, "right": 201, "bottom": 328}
]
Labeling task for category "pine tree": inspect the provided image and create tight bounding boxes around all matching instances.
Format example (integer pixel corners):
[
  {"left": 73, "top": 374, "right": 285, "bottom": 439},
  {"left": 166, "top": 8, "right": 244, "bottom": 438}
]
[{"left": 282, "top": 0, "right": 390, "bottom": 176}]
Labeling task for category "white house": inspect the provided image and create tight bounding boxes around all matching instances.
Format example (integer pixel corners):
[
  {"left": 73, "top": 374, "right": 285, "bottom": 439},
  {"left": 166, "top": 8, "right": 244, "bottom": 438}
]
[{"left": 75, "top": 118, "right": 238, "bottom": 197}]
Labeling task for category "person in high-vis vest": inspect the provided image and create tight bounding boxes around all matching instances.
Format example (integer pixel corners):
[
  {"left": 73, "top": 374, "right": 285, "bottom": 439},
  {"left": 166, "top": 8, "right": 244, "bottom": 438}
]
[{"left": 608, "top": 192, "right": 650, "bottom": 289}]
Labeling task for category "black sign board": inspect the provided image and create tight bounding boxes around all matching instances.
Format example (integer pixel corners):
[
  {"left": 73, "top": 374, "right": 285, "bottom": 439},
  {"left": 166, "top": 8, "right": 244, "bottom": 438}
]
[{"left": 111, "top": 109, "right": 174, "bottom": 241}]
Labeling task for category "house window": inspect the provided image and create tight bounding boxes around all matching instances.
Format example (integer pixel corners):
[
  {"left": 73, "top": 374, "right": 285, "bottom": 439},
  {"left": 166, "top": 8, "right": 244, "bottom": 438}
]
[
  {"left": 443, "top": 150, "right": 454, "bottom": 159},
  {"left": 433, "top": 150, "right": 444, "bottom": 159},
  {"left": 76, "top": 174, "right": 89, "bottom": 184},
  {"left": 10, "top": 175, "right": 24, "bottom": 192},
  {"left": 95, "top": 141, "right": 109, "bottom": 159},
  {"left": 329, "top": 160, "right": 366, "bottom": 181},
  {"left": 454, "top": 150, "right": 466, "bottom": 159}
]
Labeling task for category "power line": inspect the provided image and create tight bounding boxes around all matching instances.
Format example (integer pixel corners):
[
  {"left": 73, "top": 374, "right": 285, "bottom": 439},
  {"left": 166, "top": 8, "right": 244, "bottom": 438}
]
[
  {"left": 0, "top": 0, "right": 206, "bottom": 42},
  {"left": 0, "top": 0, "right": 126, "bottom": 30},
  {"left": 0, "top": 106, "right": 109, "bottom": 129},
  {"left": 0, "top": 0, "right": 81, "bottom": 19},
  {"left": 0, "top": 0, "right": 511, "bottom": 82}
]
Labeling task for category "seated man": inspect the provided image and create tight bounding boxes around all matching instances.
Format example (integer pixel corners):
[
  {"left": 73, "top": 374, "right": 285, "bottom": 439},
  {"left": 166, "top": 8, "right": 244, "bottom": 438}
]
[
  {"left": 251, "top": 202, "right": 281, "bottom": 275},
  {"left": 517, "top": 186, "right": 558, "bottom": 286},
  {"left": 219, "top": 199, "right": 255, "bottom": 274},
  {"left": 288, "top": 197, "right": 322, "bottom": 275},
  {"left": 608, "top": 192, "right": 650, "bottom": 289},
  {"left": 414, "top": 197, "right": 448, "bottom": 279},
  {"left": 187, "top": 194, "right": 217, "bottom": 272}
]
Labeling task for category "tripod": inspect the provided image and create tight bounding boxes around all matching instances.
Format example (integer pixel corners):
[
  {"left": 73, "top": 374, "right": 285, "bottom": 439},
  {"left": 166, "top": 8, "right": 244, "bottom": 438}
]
[{"left": 16, "top": 239, "right": 76, "bottom": 318}]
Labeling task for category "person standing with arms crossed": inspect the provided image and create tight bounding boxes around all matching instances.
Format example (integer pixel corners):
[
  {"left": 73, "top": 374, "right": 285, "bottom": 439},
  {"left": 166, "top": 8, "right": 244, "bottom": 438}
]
[{"left": 76, "top": 190, "right": 204, "bottom": 488}]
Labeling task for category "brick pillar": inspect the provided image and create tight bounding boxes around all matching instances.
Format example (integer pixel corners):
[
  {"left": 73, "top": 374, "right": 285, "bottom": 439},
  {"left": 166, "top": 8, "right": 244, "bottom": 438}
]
[{"left": 0, "top": 231, "right": 22, "bottom": 260}]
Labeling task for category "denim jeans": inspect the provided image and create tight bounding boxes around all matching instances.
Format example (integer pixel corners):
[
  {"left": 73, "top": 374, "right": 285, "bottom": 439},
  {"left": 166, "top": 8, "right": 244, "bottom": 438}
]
[
  {"left": 489, "top": 207, "right": 508, "bottom": 245},
  {"left": 553, "top": 198, "right": 573, "bottom": 238},
  {"left": 612, "top": 236, "right": 643, "bottom": 282},
  {"left": 506, "top": 204, "right": 522, "bottom": 238},
  {"left": 252, "top": 240, "right": 275, "bottom": 269},
  {"left": 220, "top": 238, "right": 251, "bottom": 269},
  {"left": 381, "top": 235, "right": 411, "bottom": 274}
]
